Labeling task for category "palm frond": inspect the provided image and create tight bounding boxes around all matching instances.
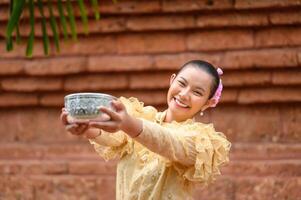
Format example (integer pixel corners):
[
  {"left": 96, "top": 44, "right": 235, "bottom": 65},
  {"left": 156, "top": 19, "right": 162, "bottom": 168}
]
[
  {"left": 5, "top": 0, "right": 117, "bottom": 56},
  {"left": 48, "top": 0, "right": 60, "bottom": 52},
  {"left": 26, "top": 0, "right": 35, "bottom": 57},
  {"left": 37, "top": 0, "right": 50, "bottom": 55},
  {"left": 6, "top": 0, "right": 25, "bottom": 51}
]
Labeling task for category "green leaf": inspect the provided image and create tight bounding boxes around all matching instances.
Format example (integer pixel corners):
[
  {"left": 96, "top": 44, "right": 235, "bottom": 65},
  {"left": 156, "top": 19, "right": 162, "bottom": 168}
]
[
  {"left": 26, "top": 0, "right": 35, "bottom": 57},
  {"left": 57, "top": 0, "right": 69, "bottom": 39},
  {"left": 48, "top": 0, "right": 60, "bottom": 53},
  {"left": 37, "top": 0, "right": 49, "bottom": 55},
  {"left": 91, "top": 0, "right": 100, "bottom": 20},
  {"left": 78, "top": 0, "right": 89, "bottom": 35},
  {"left": 66, "top": 0, "right": 77, "bottom": 41},
  {"left": 6, "top": 0, "right": 26, "bottom": 51}
]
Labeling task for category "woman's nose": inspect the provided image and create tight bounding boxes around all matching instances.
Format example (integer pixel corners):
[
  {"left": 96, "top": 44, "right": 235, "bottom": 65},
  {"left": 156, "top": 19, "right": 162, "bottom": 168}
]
[{"left": 179, "top": 88, "right": 190, "bottom": 99}]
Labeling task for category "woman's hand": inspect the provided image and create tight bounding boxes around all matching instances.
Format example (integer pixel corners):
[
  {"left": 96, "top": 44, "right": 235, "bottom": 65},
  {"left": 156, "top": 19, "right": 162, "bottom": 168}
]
[
  {"left": 60, "top": 108, "right": 90, "bottom": 136},
  {"left": 89, "top": 100, "right": 143, "bottom": 138}
]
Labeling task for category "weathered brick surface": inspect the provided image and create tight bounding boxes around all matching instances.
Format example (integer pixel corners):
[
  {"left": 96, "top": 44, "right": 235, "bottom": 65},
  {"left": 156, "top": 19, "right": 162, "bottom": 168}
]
[
  {"left": 222, "top": 48, "right": 298, "bottom": 69},
  {"left": 235, "top": 0, "right": 301, "bottom": 9},
  {"left": 196, "top": 12, "right": 269, "bottom": 27},
  {"left": 117, "top": 33, "right": 186, "bottom": 54},
  {"left": 88, "top": 55, "right": 153, "bottom": 72},
  {"left": 187, "top": 30, "right": 254, "bottom": 51},
  {"left": 1, "top": 1, "right": 301, "bottom": 199},
  {"left": 255, "top": 27, "right": 301, "bottom": 47},
  {"left": 1, "top": 77, "right": 63, "bottom": 92},
  {"left": 269, "top": 9, "right": 301, "bottom": 25},
  {"left": 64, "top": 74, "right": 128, "bottom": 91},
  {"left": 234, "top": 177, "right": 301, "bottom": 200}
]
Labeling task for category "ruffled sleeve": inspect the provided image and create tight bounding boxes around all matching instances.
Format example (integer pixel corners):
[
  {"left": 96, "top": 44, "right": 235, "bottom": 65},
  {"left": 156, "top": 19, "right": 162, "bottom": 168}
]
[
  {"left": 134, "top": 119, "right": 231, "bottom": 185},
  {"left": 174, "top": 123, "right": 231, "bottom": 184},
  {"left": 89, "top": 96, "right": 158, "bottom": 161}
]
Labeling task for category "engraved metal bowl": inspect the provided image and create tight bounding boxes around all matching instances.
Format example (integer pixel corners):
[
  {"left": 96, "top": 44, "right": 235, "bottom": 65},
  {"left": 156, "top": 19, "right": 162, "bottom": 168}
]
[{"left": 64, "top": 93, "right": 116, "bottom": 119}]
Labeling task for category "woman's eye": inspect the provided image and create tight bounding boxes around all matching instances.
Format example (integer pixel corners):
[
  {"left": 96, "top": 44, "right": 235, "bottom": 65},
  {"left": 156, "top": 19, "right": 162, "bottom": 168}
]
[
  {"left": 194, "top": 91, "right": 203, "bottom": 96},
  {"left": 178, "top": 81, "right": 185, "bottom": 87}
]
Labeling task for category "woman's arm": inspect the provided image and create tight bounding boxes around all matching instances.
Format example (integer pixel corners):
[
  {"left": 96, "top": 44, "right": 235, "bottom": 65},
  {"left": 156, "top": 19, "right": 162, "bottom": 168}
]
[{"left": 89, "top": 101, "right": 196, "bottom": 166}]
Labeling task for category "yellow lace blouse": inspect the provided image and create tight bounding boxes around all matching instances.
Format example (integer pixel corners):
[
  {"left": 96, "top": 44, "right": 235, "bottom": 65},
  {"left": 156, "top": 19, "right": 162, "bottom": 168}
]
[{"left": 89, "top": 97, "right": 231, "bottom": 200}]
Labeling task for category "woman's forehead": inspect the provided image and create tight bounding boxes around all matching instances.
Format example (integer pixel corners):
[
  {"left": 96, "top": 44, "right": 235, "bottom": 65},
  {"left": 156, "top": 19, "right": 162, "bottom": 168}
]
[{"left": 177, "top": 66, "right": 213, "bottom": 83}]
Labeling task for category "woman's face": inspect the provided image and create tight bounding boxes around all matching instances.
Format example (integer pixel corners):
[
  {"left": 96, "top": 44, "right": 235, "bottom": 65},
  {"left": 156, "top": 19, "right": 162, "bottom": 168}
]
[{"left": 166, "top": 66, "right": 214, "bottom": 122}]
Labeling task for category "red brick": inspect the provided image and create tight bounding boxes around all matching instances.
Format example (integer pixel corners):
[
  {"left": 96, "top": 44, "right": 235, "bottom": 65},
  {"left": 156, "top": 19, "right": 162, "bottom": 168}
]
[
  {"left": 40, "top": 93, "right": 66, "bottom": 107},
  {"left": 0, "top": 59, "right": 24, "bottom": 75},
  {"left": 220, "top": 89, "right": 238, "bottom": 103},
  {"left": 235, "top": 0, "right": 301, "bottom": 9},
  {"left": 100, "top": 0, "right": 161, "bottom": 14},
  {"left": 117, "top": 33, "right": 186, "bottom": 54},
  {"left": 24, "top": 57, "right": 87, "bottom": 75},
  {"left": 129, "top": 72, "right": 170, "bottom": 89},
  {"left": 0, "top": 93, "right": 39, "bottom": 107},
  {"left": 0, "top": 6, "right": 8, "bottom": 21},
  {"left": 0, "top": 108, "right": 80, "bottom": 142},
  {"left": 0, "top": 39, "right": 47, "bottom": 58},
  {"left": 68, "top": 160, "right": 116, "bottom": 175},
  {"left": 64, "top": 74, "right": 128, "bottom": 91},
  {"left": 162, "top": 0, "right": 233, "bottom": 12},
  {"left": 0, "top": 143, "right": 96, "bottom": 160},
  {"left": 223, "top": 160, "right": 301, "bottom": 177},
  {"left": 196, "top": 12, "right": 268, "bottom": 27},
  {"left": 187, "top": 30, "right": 253, "bottom": 51},
  {"left": 234, "top": 177, "right": 301, "bottom": 200},
  {"left": 231, "top": 143, "right": 301, "bottom": 160},
  {"left": 280, "top": 105, "right": 301, "bottom": 144},
  {"left": 222, "top": 49, "right": 298, "bottom": 69},
  {"left": 193, "top": 177, "right": 234, "bottom": 200},
  {"left": 298, "top": 52, "right": 301, "bottom": 65},
  {"left": 1, "top": 77, "right": 63, "bottom": 92},
  {"left": 58, "top": 35, "right": 117, "bottom": 55},
  {"left": 88, "top": 55, "right": 153, "bottom": 72},
  {"left": 126, "top": 15, "right": 195, "bottom": 31},
  {"left": 154, "top": 53, "right": 221, "bottom": 70},
  {"left": 222, "top": 71, "right": 271, "bottom": 86},
  {"left": 272, "top": 71, "right": 301, "bottom": 85},
  {"left": 210, "top": 104, "right": 282, "bottom": 143},
  {"left": 78, "top": 17, "right": 126, "bottom": 34},
  {"left": 269, "top": 10, "right": 301, "bottom": 25},
  {"left": 238, "top": 88, "right": 301, "bottom": 104},
  {"left": 255, "top": 27, "right": 301, "bottom": 47}
]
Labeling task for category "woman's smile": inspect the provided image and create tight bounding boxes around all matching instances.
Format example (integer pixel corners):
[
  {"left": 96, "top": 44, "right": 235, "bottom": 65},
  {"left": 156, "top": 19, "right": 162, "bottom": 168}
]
[{"left": 173, "top": 97, "right": 190, "bottom": 108}]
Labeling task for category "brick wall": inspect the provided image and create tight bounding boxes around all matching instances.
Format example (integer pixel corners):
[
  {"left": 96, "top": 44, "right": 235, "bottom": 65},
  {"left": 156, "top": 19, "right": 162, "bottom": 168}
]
[{"left": 0, "top": 0, "right": 300, "bottom": 199}]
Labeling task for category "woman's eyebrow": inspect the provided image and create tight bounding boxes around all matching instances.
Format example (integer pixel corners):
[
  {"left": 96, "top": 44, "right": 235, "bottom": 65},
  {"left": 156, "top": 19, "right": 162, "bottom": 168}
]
[{"left": 180, "top": 77, "right": 205, "bottom": 92}]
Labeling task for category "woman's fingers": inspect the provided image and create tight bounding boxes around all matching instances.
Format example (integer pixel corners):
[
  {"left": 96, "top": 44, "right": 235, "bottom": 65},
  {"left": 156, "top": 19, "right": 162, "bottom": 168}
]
[
  {"left": 89, "top": 121, "right": 118, "bottom": 132},
  {"left": 60, "top": 111, "right": 69, "bottom": 125},
  {"left": 66, "top": 123, "right": 88, "bottom": 135},
  {"left": 111, "top": 100, "right": 125, "bottom": 112},
  {"left": 99, "top": 106, "right": 120, "bottom": 121}
]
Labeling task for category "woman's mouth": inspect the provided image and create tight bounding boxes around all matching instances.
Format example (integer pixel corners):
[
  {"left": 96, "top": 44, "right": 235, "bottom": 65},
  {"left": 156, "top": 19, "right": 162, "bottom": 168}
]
[{"left": 173, "top": 97, "right": 189, "bottom": 108}]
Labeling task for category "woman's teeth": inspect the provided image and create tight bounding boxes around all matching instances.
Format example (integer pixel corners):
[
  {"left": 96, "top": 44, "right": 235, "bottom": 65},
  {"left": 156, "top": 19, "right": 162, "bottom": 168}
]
[{"left": 174, "top": 98, "right": 189, "bottom": 108}]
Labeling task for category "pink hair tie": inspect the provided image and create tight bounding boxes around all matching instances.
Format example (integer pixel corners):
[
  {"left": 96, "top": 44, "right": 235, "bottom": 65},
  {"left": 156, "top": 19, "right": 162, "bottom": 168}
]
[{"left": 210, "top": 67, "right": 223, "bottom": 107}]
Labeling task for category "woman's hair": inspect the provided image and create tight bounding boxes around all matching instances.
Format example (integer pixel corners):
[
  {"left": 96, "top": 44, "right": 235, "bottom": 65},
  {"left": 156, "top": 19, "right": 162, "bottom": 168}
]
[{"left": 177, "top": 60, "right": 220, "bottom": 99}]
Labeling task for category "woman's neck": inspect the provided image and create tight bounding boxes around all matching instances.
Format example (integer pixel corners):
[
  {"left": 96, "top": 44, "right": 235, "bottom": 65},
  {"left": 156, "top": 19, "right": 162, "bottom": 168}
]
[{"left": 164, "top": 109, "right": 185, "bottom": 123}]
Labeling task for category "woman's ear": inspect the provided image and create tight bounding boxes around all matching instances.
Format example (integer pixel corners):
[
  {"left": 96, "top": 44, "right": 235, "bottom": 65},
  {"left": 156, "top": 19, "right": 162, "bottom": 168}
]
[
  {"left": 201, "top": 98, "right": 216, "bottom": 112},
  {"left": 170, "top": 74, "right": 177, "bottom": 86}
]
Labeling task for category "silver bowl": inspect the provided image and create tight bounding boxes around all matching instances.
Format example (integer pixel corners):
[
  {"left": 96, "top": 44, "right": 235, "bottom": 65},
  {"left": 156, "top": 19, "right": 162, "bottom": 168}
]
[{"left": 64, "top": 93, "right": 116, "bottom": 119}]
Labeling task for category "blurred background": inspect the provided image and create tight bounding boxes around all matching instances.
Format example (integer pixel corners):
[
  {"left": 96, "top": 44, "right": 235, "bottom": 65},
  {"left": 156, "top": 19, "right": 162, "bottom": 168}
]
[{"left": 0, "top": 0, "right": 301, "bottom": 199}]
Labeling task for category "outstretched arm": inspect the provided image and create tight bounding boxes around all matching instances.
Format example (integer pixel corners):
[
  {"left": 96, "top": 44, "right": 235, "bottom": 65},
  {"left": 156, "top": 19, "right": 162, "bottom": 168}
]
[{"left": 90, "top": 100, "right": 196, "bottom": 166}]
